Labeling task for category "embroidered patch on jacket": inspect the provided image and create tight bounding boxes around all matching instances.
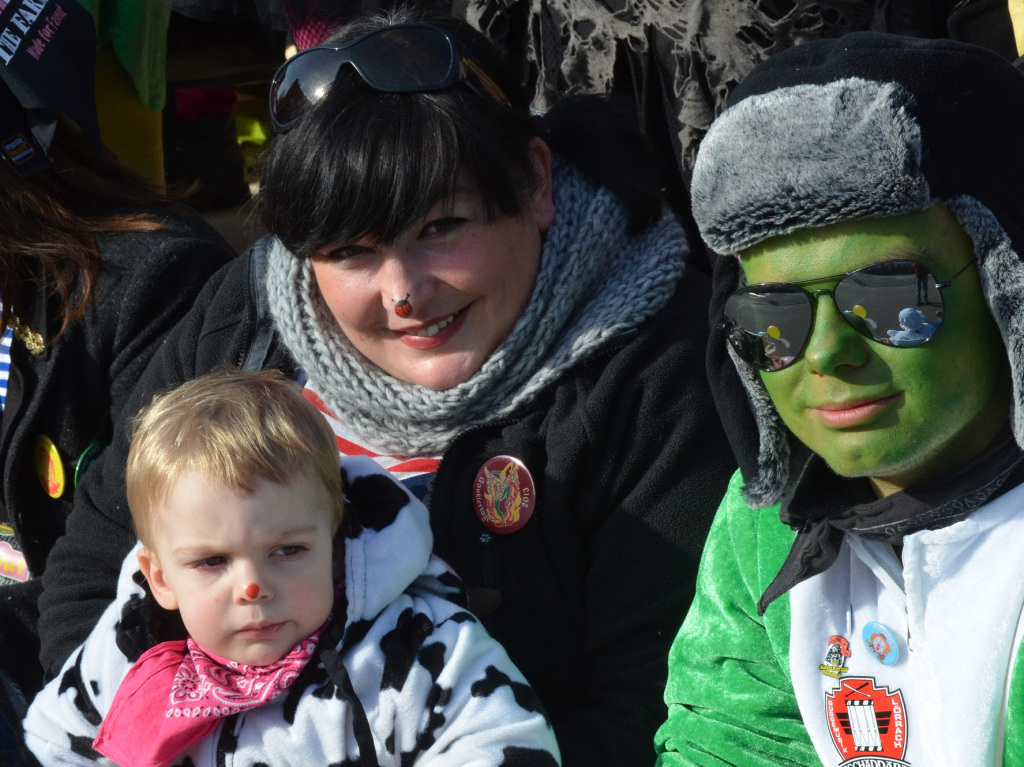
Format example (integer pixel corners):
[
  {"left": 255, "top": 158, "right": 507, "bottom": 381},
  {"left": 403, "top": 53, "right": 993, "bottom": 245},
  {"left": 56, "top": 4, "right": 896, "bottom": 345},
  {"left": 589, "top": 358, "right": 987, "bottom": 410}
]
[
  {"left": 825, "top": 677, "right": 909, "bottom": 766},
  {"left": 820, "top": 634, "right": 851, "bottom": 679}
]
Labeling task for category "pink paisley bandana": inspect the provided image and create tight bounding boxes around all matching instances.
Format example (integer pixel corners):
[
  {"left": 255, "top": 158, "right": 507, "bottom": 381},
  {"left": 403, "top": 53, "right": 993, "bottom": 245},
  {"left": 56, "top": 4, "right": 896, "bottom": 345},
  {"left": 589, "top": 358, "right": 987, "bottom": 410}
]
[{"left": 93, "top": 628, "right": 323, "bottom": 767}]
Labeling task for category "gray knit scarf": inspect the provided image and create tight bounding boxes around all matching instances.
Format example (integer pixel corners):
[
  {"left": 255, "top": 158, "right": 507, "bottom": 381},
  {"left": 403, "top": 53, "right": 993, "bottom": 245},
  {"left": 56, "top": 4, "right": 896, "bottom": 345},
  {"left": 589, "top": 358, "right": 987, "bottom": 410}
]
[{"left": 265, "top": 159, "right": 685, "bottom": 456}]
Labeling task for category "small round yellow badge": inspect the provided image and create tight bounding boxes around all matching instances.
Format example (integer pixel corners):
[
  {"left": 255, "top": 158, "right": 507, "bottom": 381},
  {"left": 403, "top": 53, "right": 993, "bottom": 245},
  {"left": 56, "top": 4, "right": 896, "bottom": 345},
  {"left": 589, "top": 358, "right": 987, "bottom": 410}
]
[{"left": 33, "top": 434, "right": 65, "bottom": 499}]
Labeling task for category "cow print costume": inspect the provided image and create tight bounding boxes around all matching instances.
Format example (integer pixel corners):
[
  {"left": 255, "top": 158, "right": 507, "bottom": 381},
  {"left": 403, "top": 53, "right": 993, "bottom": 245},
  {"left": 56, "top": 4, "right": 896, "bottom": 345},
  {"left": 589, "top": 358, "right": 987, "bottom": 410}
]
[{"left": 24, "top": 456, "right": 560, "bottom": 766}]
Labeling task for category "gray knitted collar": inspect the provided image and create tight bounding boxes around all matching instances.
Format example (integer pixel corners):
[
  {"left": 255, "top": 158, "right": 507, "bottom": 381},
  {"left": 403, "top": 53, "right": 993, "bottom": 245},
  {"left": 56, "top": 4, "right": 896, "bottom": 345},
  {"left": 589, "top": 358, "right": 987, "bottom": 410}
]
[{"left": 266, "top": 158, "right": 685, "bottom": 455}]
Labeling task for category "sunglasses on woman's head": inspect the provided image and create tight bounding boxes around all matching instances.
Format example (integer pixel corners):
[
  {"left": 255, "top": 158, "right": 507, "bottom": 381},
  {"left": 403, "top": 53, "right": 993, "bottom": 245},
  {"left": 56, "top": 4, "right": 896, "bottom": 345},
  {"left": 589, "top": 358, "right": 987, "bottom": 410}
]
[
  {"left": 269, "top": 23, "right": 512, "bottom": 133},
  {"left": 723, "top": 257, "right": 978, "bottom": 372}
]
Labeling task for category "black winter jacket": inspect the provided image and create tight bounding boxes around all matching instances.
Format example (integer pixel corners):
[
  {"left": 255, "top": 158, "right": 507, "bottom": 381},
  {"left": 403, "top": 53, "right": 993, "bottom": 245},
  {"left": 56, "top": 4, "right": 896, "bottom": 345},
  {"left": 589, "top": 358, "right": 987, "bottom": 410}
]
[
  {"left": 37, "top": 236, "right": 734, "bottom": 767},
  {"left": 0, "top": 210, "right": 236, "bottom": 697}
]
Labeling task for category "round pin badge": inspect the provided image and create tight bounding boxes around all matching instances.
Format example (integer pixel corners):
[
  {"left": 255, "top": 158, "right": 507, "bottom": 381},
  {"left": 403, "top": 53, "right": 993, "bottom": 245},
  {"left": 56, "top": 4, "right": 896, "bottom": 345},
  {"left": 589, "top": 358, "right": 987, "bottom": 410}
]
[
  {"left": 862, "top": 621, "right": 900, "bottom": 666},
  {"left": 33, "top": 434, "right": 65, "bottom": 499},
  {"left": 74, "top": 441, "right": 103, "bottom": 488},
  {"left": 472, "top": 455, "right": 536, "bottom": 535}
]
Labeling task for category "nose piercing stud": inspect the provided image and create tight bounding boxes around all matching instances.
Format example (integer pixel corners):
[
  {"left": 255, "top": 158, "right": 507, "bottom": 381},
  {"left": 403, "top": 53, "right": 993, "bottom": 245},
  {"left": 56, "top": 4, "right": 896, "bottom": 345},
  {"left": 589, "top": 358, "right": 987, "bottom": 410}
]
[
  {"left": 245, "top": 583, "right": 260, "bottom": 599},
  {"left": 393, "top": 293, "right": 412, "bottom": 317}
]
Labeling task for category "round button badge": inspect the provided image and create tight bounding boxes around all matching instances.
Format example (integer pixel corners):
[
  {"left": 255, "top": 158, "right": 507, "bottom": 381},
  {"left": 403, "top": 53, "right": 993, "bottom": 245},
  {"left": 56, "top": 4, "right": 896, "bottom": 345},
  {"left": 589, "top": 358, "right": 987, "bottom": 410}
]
[
  {"left": 74, "top": 441, "right": 103, "bottom": 488},
  {"left": 472, "top": 455, "right": 536, "bottom": 535},
  {"left": 862, "top": 621, "right": 900, "bottom": 666},
  {"left": 33, "top": 434, "right": 65, "bottom": 499}
]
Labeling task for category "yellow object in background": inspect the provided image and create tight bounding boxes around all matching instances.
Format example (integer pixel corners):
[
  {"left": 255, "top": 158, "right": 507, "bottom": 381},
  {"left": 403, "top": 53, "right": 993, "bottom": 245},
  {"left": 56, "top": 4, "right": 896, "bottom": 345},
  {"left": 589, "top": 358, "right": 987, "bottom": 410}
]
[
  {"left": 94, "top": 43, "right": 165, "bottom": 189},
  {"left": 1010, "top": 0, "right": 1024, "bottom": 55}
]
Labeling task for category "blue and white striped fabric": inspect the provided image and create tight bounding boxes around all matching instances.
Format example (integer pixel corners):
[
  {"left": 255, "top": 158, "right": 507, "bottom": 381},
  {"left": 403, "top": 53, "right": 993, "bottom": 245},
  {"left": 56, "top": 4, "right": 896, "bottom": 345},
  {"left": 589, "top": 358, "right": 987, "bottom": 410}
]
[{"left": 0, "top": 318, "right": 10, "bottom": 412}]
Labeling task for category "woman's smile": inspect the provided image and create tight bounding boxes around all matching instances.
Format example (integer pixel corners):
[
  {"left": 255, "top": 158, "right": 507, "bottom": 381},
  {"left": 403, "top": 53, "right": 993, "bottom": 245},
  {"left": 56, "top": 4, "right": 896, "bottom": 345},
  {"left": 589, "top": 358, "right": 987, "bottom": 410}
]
[
  {"left": 310, "top": 158, "right": 554, "bottom": 390},
  {"left": 394, "top": 307, "right": 468, "bottom": 348}
]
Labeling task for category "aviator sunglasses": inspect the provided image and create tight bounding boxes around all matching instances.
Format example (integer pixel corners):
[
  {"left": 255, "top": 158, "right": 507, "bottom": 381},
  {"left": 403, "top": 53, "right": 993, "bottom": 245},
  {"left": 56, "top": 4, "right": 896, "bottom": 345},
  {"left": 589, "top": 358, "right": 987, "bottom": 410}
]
[
  {"left": 723, "top": 257, "right": 978, "bottom": 372},
  {"left": 269, "top": 23, "right": 512, "bottom": 133}
]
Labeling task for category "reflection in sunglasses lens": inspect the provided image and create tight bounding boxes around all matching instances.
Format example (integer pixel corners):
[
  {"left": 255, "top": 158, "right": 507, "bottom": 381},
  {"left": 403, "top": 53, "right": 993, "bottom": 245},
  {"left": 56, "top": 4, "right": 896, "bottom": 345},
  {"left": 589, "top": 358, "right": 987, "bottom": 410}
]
[
  {"left": 361, "top": 28, "right": 453, "bottom": 90},
  {"left": 272, "top": 27, "right": 456, "bottom": 130},
  {"left": 835, "top": 262, "right": 942, "bottom": 348},
  {"left": 273, "top": 49, "right": 344, "bottom": 126},
  {"left": 725, "top": 260, "right": 946, "bottom": 370},
  {"left": 724, "top": 289, "right": 813, "bottom": 371}
]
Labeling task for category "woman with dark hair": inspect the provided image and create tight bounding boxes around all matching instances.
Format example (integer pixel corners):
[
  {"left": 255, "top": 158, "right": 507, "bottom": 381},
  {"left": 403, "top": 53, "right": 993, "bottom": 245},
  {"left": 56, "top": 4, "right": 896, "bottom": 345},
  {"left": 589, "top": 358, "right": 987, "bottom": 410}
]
[
  {"left": 0, "top": 69, "right": 236, "bottom": 714},
  {"left": 36, "top": 7, "right": 733, "bottom": 763}
]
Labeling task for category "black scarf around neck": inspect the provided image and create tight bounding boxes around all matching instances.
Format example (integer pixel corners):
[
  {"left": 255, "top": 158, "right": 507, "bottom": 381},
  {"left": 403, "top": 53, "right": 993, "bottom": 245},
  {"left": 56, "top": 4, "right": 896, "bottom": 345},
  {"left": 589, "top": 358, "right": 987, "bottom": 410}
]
[{"left": 757, "top": 424, "right": 1024, "bottom": 615}]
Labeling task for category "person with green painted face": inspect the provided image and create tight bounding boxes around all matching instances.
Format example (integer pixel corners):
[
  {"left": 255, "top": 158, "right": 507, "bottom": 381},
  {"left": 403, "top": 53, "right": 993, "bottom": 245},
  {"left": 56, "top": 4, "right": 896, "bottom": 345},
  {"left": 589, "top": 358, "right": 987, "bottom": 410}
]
[{"left": 657, "top": 34, "right": 1024, "bottom": 766}]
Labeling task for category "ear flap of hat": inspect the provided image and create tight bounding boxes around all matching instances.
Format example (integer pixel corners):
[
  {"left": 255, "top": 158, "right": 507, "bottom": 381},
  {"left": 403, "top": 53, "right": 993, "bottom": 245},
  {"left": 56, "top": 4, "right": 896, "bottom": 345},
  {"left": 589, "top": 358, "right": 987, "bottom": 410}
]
[
  {"left": 706, "top": 253, "right": 794, "bottom": 505},
  {"left": 948, "top": 196, "right": 1024, "bottom": 451}
]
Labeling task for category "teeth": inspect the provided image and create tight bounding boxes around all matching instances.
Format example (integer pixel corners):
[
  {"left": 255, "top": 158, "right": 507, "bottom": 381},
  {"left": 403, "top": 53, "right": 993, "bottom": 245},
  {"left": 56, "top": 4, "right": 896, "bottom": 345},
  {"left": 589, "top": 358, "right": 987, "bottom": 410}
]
[{"left": 408, "top": 312, "right": 457, "bottom": 337}]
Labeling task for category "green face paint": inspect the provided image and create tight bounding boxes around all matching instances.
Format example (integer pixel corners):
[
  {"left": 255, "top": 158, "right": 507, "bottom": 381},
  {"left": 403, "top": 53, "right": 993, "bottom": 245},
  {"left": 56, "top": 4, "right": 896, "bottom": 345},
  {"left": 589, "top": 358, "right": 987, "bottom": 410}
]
[{"left": 741, "top": 205, "right": 1011, "bottom": 496}]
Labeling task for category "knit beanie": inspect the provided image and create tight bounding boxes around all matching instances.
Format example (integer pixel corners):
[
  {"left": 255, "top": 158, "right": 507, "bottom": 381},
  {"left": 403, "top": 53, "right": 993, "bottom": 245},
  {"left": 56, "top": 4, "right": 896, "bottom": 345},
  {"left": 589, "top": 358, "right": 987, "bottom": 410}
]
[{"left": 690, "top": 32, "right": 1024, "bottom": 506}]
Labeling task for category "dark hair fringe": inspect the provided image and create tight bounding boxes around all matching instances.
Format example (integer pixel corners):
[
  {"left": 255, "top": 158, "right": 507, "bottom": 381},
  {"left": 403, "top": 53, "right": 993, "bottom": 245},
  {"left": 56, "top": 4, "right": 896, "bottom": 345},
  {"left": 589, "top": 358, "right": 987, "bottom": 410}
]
[{"left": 258, "top": 74, "right": 536, "bottom": 256}]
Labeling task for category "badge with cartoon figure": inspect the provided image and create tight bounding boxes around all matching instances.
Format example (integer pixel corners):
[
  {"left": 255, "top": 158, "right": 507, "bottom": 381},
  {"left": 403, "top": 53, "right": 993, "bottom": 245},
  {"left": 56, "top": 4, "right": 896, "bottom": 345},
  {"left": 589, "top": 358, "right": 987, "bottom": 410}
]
[
  {"left": 0, "top": 523, "right": 28, "bottom": 585},
  {"left": 472, "top": 455, "right": 536, "bottom": 534},
  {"left": 820, "top": 634, "right": 852, "bottom": 678},
  {"left": 33, "top": 433, "right": 65, "bottom": 498},
  {"left": 826, "top": 677, "right": 909, "bottom": 766},
  {"left": 863, "top": 621, "right": 900, "bottom": 666}
]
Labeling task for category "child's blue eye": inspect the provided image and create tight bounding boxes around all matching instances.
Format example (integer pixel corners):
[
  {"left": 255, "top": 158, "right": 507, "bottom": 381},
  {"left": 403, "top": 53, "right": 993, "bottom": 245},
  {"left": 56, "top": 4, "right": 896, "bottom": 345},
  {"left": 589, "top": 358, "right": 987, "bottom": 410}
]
[{"left": 274, "top": 545, "right": 307, "bottom": 558}]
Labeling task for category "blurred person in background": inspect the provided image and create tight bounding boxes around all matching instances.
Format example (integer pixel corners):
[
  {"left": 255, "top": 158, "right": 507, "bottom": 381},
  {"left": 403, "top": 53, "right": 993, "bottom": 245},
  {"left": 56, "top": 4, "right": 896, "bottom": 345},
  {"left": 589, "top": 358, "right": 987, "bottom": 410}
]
[{"left": 0, "top": 2, "right": 236, "bottom": 760}]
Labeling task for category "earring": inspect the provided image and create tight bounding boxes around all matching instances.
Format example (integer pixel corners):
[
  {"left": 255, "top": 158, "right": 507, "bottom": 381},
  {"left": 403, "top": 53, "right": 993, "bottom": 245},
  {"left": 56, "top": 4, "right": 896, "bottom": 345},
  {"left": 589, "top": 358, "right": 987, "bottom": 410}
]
[{"left": 393, "top": 293, "right": 413, "bottom": 317}]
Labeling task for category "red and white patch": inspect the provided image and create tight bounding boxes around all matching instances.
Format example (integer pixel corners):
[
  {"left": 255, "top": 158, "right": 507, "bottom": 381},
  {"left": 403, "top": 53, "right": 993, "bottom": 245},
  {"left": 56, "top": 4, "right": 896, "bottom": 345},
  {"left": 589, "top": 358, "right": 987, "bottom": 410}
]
[
  {"left": 825, "top": 677, "right": 909, "bottom": 766},
  {"left": 302, "top": 387, "right": 440, "bottom": 482}
]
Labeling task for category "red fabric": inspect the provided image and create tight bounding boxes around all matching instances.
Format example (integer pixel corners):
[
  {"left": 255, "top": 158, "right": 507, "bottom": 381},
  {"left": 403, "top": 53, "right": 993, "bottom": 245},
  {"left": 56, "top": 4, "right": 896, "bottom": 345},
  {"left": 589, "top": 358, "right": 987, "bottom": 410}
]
[
  {"left": 282, "top": 1, "right": 339, "bottom": 51},
  {"left": 292, "top": 19, "right": 335, "bottom": 50},
  {"left": 302, "top": 388, "right": 338, "bottom": 419},
  {"left": 390, "top": 458, "right": 443, "bottom": 473},
  {"left": 93, "top": 629, "right": 322, "bottom": 767},
  {"left": 175, "top": 87, "right": 239, "bottom": 122},
  {"left": 302, "top": 381, "right": 442, "bottom": 479}
]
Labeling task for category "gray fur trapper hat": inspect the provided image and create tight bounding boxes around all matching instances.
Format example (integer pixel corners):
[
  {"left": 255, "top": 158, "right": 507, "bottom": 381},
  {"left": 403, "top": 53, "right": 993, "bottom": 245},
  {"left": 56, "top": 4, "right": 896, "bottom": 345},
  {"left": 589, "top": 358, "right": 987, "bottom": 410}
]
[{"left": 692, "top": 32, "right": 1024, "bottom": 507}]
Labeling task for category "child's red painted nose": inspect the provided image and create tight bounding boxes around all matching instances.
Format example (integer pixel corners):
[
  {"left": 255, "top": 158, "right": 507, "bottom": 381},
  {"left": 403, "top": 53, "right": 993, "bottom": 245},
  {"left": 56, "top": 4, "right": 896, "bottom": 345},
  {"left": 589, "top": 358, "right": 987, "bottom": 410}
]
[{"left": 245, "top": 583, "right": 260, "bottom": 599}]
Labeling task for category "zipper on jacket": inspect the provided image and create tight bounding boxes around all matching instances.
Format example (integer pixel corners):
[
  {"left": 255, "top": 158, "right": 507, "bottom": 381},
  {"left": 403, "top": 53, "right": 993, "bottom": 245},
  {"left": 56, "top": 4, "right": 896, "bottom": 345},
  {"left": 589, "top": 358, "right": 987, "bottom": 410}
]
[
  {"left": 431, "top": 418, "right": 517, "bottom": 614},
  {"left": 215, "top": 712, "right": 241, "bottom": 766}
]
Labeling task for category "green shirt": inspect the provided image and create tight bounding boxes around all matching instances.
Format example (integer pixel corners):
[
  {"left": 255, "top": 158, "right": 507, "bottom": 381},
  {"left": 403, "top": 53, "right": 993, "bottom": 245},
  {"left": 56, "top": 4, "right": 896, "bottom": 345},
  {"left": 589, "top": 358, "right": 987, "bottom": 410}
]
[
  {"left": 77, "top": 0, "right": 169, "bottom": 110},
  {"left": 657, "top": 470, "right": 1024, "bottom": 765}
]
